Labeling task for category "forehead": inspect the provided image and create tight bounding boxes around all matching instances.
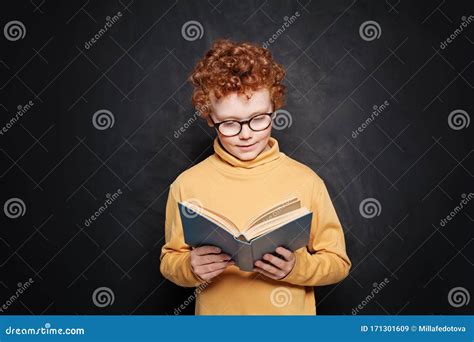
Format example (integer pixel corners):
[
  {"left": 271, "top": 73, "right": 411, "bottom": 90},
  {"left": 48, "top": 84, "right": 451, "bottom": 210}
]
[{"left": 210, "top": 88, "right": 272, "bottom": 120}]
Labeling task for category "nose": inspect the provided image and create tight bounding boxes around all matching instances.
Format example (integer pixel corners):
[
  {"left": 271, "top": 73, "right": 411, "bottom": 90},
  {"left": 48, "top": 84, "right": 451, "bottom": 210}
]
[{"left": 238, "top": 122, "right": 253, "bottom": 139}]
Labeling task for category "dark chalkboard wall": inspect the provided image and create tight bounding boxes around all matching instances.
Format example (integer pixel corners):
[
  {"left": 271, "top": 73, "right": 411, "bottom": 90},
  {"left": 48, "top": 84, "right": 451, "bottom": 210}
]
[{"left": 0, "top": 0, "right": 472, "bottom": 315}]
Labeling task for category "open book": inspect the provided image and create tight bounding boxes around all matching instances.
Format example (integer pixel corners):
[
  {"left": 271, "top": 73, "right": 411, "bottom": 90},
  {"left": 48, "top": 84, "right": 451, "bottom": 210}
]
[{"left": 178, "top": 196, "right": 312, "bottom": 272}]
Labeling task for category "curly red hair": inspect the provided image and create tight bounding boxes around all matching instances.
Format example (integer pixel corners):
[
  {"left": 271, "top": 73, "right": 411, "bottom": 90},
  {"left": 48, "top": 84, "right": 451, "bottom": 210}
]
[{"left": 188, "top": 39, "right": 286, "bottom": 121}]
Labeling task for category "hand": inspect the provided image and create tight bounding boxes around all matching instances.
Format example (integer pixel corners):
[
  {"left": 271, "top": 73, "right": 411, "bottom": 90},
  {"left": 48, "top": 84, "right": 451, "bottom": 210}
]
[
  {"left": 253, "top": 246, "right": 296, "bottom": 280},
  {"left": 190, "top": 246, "right": 234, "bottom": 281}
]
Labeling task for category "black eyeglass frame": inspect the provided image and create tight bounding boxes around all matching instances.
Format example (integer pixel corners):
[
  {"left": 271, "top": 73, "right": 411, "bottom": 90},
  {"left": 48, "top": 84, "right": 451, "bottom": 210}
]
[{"left": 210, "top": 112, "right": 275, "bottom": 137}]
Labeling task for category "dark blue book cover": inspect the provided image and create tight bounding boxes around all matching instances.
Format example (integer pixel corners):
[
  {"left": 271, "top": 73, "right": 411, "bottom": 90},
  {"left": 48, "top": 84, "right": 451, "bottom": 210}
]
[{"left": 178, "top": 202, "right": 313, "bottom": 272}]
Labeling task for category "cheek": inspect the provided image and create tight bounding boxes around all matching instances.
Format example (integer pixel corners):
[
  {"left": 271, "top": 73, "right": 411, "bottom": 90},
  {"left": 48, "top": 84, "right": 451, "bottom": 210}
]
[
  {"left": 218, "top": 134, "right": 238, "bottom": 149},
  {"left": 218, "top": 134, "right": 232, "bottom": 143},
  {"left": 256, "top": 125, "right": 272, "bottom": 139}
]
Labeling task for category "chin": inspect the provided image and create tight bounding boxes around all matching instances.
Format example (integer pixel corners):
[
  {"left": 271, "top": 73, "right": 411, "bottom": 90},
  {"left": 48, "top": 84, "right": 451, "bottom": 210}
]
[
  {"left": 231, "top": 141, "right": 266, "bottom": 161},
  {"left": 233, "top": 151, "right": 259, "bottom": 161}
]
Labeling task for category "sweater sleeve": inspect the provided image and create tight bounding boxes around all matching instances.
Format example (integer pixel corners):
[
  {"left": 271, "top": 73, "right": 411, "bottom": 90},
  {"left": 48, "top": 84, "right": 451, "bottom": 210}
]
[
  {"left": 159, "top": 182, "right": 205, "bottom": 287},
  {"left": 278, "top": 178, "right": 352, "bottom": 286}
]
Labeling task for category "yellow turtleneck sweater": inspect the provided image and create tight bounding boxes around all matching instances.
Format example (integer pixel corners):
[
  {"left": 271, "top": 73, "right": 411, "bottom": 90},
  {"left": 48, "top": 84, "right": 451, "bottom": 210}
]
[{"left": 160, "top": 136, "right": 351, "bottom": 315}]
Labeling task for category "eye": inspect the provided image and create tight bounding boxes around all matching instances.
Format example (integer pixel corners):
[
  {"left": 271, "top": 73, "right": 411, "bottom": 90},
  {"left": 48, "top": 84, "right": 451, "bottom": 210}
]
[
  {"left": 221, "top": 121, "right": 239, "bottom": 128},
  {"left": 252, "top": 115, "right": 266, "bottom": 122}
]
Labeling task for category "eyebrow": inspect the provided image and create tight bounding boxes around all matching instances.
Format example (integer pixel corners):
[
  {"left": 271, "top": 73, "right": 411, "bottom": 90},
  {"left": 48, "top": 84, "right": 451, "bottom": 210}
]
[{"left": 219, "top": 108, "right": 272, "bottom": 121}]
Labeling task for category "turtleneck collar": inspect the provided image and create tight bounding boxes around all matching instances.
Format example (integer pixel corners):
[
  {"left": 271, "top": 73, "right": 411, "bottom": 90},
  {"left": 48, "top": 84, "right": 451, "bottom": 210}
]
[{"left": 212, "top": 136, "right": 284, "bottom": 171}]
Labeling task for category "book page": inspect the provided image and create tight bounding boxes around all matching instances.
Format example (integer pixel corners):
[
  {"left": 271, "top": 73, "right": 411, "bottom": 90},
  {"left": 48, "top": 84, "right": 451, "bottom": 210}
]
[
  {"left": 243, "top": 207, "right": 310, "bottom": 241},
  {"left": 244, "top": 196, "right": 300, "bottom": 229},
  {"left": 181, "top": 201, "right": 240, "bottom": 237}
]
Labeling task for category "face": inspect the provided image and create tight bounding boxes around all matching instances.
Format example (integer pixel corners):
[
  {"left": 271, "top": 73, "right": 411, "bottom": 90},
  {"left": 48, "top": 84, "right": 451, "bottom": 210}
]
[{"left": 208, "top": 88, "right": 273, "bottom": 161}]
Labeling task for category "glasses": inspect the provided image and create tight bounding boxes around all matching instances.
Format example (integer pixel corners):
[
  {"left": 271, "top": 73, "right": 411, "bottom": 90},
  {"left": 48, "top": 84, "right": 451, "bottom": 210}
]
[{"left": 210, "top": 112, "right": 274, "bottom": 137}]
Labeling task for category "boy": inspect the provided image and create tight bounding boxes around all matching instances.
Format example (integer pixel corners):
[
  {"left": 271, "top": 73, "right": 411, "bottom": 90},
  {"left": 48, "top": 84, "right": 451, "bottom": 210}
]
[{"left": 160, "top": 39, "right": 351, "bottom": 315}]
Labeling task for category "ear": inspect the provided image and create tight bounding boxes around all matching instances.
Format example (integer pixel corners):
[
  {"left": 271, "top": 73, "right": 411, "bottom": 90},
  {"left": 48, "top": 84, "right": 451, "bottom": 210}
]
[{"left": 205, "top": 109, "right": 216, "bottom": 127}]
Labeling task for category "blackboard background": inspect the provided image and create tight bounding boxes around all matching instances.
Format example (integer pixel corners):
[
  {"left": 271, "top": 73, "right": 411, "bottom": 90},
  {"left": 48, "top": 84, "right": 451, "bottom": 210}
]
[{"left": 0, "top": 0, "right": 472, "bottom": 315}]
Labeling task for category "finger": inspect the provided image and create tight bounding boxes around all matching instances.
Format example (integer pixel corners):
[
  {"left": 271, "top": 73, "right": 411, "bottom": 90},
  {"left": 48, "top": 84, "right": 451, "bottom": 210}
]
[
  {"left": 253, "top": 267, "right": 283, "bottom": 280},
  {"left": 254, "top": 260, "right": 282, "bottom": 276},
  {"left": 262, "top": 253, "right": 286, "bottom": 269},
  {"left": 195, "top": 260, "right": 233, "bottom": 274},
  {"left": 194, "top": 246, "right": 221, "bottom": 256},
  {"left": 200, "top": 267, "right": 233, "bottom": 280},
  {"left": 196, "top": 253, "right": 232, "bottom": 266},
  {"left": 276, "top": 246, "right": 294, "bottom": 261}
]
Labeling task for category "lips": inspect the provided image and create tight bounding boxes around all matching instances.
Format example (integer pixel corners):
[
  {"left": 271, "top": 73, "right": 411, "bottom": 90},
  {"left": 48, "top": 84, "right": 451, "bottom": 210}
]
[{"left": 237, "top": 142, "right": 257, "bottom": 148}]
